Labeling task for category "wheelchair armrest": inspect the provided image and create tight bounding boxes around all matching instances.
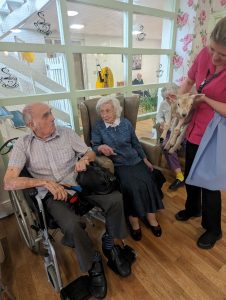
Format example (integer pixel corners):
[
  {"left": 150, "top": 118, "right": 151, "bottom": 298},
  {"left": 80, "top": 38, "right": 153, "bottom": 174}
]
[{"left": 25, "top": 187, "right": 38, "bottom": 198}]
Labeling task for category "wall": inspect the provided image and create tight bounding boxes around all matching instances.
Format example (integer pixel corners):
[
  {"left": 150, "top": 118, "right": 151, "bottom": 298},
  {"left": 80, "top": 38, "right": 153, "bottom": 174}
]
[{"left": 173, "top": 0, "right": 226, "bottom": 86}]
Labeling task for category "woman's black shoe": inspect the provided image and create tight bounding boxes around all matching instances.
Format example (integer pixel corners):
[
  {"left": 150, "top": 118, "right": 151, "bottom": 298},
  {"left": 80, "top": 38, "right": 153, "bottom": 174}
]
[
  {"left": 149, "top": 224, "right": 162, "bottom": 237},
  {"left": 128, "top": 223, "right": 142, "bottom": 241}
]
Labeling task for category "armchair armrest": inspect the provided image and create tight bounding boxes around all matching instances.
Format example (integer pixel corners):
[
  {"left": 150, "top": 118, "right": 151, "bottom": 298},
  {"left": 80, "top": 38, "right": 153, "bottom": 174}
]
[{"left": 139, "top": 138, "right": 162, "bottom": 167}]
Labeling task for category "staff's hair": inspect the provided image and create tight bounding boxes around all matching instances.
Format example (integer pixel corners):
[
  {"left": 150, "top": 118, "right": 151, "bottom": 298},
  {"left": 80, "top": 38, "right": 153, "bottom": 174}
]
[
  {"left": 210, "top": 16, "right": 226, "bottom": 46},
  {"left": 96, "top": 95, "right": 123, "bottom": 118}
]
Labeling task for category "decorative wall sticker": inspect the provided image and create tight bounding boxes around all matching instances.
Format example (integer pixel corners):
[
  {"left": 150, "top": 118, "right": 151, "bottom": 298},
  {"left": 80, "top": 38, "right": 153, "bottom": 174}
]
[
  {"left": 34, "top": 11, "right": 52, "bottom": 36},
  {"left": 0, "top": 67, "right": 19, "bottom": 88},
  {"left": 156, "top": 64, "right": 164, "bottom": 78}
]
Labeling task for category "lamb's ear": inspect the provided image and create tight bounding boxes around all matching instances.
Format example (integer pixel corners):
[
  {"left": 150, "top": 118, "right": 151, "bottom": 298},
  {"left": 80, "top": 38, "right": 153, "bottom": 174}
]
[{"left": 167, "top": 93, "right": 177, "bottom": 103}]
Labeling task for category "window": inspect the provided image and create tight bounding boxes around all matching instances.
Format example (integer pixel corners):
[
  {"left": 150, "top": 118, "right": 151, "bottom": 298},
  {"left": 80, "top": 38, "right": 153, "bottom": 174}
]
[{"left": 0, "top": 0, "right": 177, "bottom": 141}]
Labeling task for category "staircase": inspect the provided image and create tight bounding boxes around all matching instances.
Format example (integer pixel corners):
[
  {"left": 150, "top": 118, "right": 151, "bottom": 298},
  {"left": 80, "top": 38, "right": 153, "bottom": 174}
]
[
  {"left": 0, "top": 0, "right": 50, "bottom": 39},
  {"left": 0, "top": 52, "right": 66, "bottom": 98}
]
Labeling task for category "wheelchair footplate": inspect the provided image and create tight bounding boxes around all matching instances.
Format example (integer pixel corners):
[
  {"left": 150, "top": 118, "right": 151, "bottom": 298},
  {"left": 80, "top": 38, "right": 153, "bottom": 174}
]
[{"left": 60, "top": 275, "right": 92, "bottom": 300}]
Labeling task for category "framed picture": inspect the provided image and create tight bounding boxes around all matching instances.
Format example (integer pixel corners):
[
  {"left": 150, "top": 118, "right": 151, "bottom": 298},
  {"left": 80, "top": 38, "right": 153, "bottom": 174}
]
[{"left": 132, "top": 55, "right": 142, "bottom": 70}]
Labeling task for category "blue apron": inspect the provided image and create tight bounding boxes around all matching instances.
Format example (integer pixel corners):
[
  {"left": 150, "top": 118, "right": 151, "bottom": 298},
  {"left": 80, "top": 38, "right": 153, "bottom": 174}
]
[{"left": 186, "top": 112, "right": 226, "bottom": 191}]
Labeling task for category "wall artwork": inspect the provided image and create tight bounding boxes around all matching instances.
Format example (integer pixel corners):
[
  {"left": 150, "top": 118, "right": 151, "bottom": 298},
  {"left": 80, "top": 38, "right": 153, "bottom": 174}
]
[{"left": 132, "top": 55, "right": 142, "bottom": 70}]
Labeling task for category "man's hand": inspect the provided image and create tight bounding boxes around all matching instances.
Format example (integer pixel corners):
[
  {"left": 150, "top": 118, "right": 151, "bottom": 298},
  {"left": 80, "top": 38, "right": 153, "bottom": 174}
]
[
  {"left": 44, "top": 181, "right": 68, "bottom": 201},
  {"left": 75, "top": 157, "right": 90, "bottom": 172},
  {"left": 98, "top": 144, "right": 117, "bottom": 156},
  {"left": 143, "top": 158, "right": 153, "bottom": 171}
]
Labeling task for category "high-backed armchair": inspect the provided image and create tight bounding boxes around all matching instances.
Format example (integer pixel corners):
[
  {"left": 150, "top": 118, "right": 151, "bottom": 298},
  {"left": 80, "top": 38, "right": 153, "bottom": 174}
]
[{"left": 79, "top": 95, "right": 162, "bottom": 170}]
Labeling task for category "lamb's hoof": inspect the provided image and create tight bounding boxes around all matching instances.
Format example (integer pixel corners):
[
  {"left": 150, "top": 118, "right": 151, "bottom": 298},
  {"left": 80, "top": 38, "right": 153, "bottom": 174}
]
[
  {"left": 164, "top": 144, "right": 170, "bottom": 151},
  {"left": 159, "top": 138, "right": 164, "bottom": 144},
  {"left": 168, "top": 147, "right": 176, "bottom": 154}
]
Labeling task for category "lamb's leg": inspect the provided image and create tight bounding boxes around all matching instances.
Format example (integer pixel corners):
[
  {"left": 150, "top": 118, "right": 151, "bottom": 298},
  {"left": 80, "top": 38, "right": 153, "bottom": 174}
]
[
  {"left": 160, "top": 110, "right": 172, "bottom": 142},
  {"left": 169, "top": 124, "right": 188, "bottom": 153},
  {"left": 164, "top": 118, "right": 178, "bottom": 150},
  {"left": 169, "top": 118, "right": 184, "bottom": 147},
  {"left": 160, "top": 124, "right": 170, "bottom": 141}
]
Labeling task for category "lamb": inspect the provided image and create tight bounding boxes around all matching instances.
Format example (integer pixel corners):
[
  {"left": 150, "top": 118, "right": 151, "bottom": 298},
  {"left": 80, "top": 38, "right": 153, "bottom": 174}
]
[{"left": 160, "top": 93, "right": 202, "bottom": 154}]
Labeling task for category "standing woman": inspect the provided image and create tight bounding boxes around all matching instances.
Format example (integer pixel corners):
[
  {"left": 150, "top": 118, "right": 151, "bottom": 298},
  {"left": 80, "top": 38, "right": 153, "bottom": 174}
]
[
  {"left": 175, "top": 17, "right": 226, "bottom": 249},
  {"left": 91, "top": 95, "right": 164, "bottom": 241}
]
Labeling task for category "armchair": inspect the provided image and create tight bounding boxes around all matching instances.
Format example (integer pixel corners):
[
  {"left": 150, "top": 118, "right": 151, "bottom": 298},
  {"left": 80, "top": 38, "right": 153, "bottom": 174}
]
[{"left": 79, "top": 95, "right": 162, "bottom": 169}]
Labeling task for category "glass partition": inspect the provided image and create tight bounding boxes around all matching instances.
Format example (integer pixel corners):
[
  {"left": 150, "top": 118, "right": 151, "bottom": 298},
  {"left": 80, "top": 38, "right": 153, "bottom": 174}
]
[
  {"left": 0, "top": 51, "right": 68, "bottom": 98},
  {"left": 133, "top": 0, "right": 176, "bottom": 12},
  {"left": 67, "top": 1, "right": 124, "bottom": 47},
  {"left": 0, "top": 0, "right": 61, "bottom": 44},
  {"left": 133, "top": 14, "right": 173, "bottom": 49},
  {"left": 0, "top": 98, "right": 73, "bottom": 140},
  {"left": 131, "top": 54, "right": 169, "bottom": 85},
  {"left": 76, "top": 53, "right": 125, "bottom": 90}
]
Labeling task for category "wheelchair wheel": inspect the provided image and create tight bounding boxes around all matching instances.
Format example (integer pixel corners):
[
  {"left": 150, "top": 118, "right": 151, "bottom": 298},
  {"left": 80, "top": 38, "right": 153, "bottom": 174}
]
[
  {"left": 47, "top": 264, "right": 60, "bottom": 292},
  {"left": 10, "top": 190, "right": 40, "bottom": 253}
]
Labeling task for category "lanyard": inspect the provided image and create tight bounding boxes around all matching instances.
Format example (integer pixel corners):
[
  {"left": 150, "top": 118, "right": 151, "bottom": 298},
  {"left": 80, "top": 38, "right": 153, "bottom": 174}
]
[
  {"left": 197, "top": 69, "right": 218, "bottom": 93},
  {"left": 197, "top": 68, "right": 226, "bottom": 93}
]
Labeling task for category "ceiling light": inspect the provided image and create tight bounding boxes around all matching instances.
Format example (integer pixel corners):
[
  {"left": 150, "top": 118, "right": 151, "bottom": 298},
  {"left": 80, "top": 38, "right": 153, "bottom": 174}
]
[
  {"left": 10, "top": 29, "right": 21, "bottom": 33},
  {"left": 70, "top": 24, "right": 84, "bottom": 30},
  {"left": 67, "top": 10, "right": 78, "bottom": 16}
]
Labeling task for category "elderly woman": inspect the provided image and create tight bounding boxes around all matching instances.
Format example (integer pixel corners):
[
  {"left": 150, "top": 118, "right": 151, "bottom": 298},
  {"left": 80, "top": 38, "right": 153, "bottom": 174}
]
[{"left": 91, "top": 95, "right": 164, "bottom": 241}]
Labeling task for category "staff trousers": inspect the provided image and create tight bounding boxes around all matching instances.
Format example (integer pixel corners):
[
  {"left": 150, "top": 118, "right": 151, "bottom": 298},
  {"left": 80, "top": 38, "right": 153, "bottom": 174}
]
[{"left": 184, "top": 141, "right": 221, "bottom": 235}]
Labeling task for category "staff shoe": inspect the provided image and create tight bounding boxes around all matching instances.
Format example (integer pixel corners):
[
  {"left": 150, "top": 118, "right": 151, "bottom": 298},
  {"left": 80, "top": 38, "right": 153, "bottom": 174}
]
[
  {"left": 88, "top": 259, "right": 107, "bottom": 299},
  {"left": 102, "top": 245, "right": 131, "bottom": 277},
  {"left": 169, "top": 179, "right": 185, "bottom": 190},
  {"left": 197, "top": 231, "right": 222, "bottom": 249},
  {"left": 175, "top": 209, "right": 202, "bottom": 221}
]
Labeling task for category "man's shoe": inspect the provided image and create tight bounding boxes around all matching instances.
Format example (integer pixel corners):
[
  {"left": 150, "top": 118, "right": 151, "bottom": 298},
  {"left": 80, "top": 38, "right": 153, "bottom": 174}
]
[
  {"left": 102, "top": 245, "right": 131, "bottom": 277},
  {"left": 197, "top": 231, "right": 222, "bottom": 249},
  {"left": 88, "top": 259, "right": 107, "bottom": 299},
  {"left": 169, "top": 179, "right": 184, "bottom": 190},
  {"left": 175, "top": 209, "right": 201, "bottom": 221}
]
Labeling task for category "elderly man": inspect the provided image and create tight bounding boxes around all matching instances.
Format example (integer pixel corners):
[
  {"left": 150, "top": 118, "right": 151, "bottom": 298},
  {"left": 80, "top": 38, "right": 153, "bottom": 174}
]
[{"left": 4, "top": 102, "right": 131, "bottom": 299}]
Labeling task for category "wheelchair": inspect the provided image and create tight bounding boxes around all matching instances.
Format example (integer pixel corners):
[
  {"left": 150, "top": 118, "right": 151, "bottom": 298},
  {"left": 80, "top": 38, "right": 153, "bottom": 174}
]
[
  {"left": 0, "top": 138, "right": 103, "bottom": 297},
  {"left": 3, "top": 163, "right": 63, "bottom": 292}
]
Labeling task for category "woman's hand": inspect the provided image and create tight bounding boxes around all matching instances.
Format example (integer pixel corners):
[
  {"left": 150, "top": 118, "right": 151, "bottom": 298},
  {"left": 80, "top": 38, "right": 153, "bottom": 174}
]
[
  {"left": 44, "top": 180, "right": 68, "bottom": 201},
  {"left": 98, "top": 144, "right": 117, "bottom": 156},
  {"left": 143, "top": 158, "right": 153, "bottom": 170},
  {"left": 192, "top": 94, "right": 206, "bottom": 108}
]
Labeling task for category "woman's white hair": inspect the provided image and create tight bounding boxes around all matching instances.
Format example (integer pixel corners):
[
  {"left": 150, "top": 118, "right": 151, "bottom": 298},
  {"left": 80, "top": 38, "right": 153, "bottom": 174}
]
[
  {"left": 96, "top": 95, "right": 123, "bottom": 118},
  {"left": 161, "top": 83, "right": 178, "bottom": 99}
]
